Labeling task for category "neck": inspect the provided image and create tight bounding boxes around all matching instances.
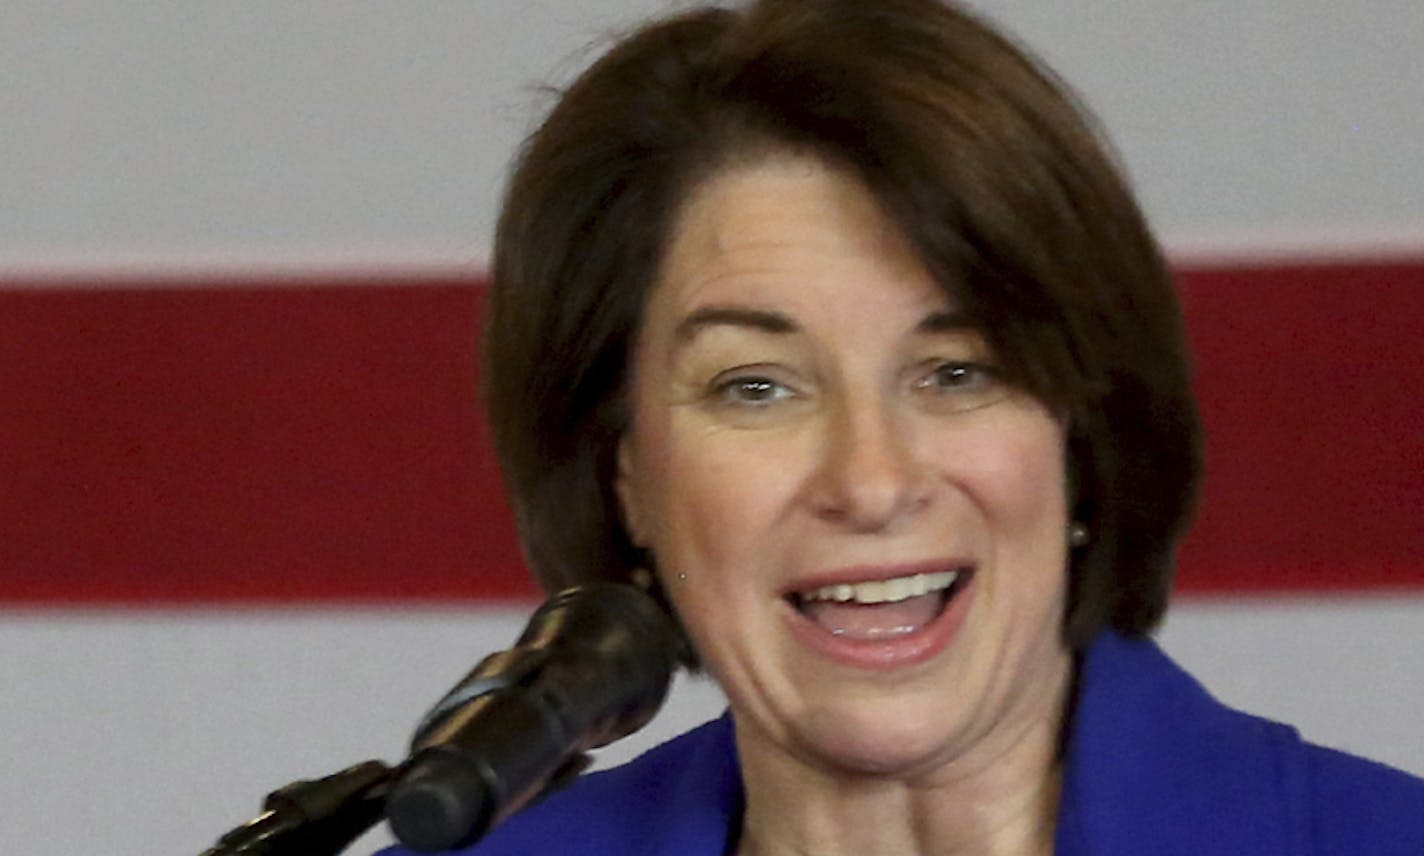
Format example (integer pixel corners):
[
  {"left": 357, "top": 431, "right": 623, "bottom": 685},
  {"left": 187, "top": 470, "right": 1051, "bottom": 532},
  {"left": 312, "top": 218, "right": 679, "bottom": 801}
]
[{"left": 733, "top": 661, "right": 1071, "bottom": 856}]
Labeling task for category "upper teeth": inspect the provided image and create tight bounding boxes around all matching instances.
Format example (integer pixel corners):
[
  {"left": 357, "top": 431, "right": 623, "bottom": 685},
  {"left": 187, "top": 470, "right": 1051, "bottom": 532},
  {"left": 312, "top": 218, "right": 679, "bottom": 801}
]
[{"left": 803, "top": 570, "right": 958, "bottom": 605}]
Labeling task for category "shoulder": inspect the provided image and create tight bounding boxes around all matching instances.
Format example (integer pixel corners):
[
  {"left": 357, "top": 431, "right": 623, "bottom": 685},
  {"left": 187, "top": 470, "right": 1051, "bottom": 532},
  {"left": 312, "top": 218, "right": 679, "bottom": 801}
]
[
  {"left": 1303, "top": 741, "right": 1424, "bottom": 855},
  {"left": 375, "top": 714, "right": 740, "bottom": 856},
  {"left": 1063, "top": 631, "right": 1424, "bottom": 855}
]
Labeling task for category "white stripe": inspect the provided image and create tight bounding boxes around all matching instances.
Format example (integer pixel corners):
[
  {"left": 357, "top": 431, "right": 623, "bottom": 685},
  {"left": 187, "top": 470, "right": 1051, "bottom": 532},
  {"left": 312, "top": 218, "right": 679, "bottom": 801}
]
[{"left": 2, "top": 597, "right": 1420, "bottom": 853}]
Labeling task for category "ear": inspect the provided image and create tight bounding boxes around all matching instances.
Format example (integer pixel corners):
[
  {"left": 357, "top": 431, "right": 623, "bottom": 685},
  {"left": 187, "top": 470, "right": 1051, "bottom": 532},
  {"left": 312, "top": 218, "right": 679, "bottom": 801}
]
[{"left": 615, "top": 434, "right": 648, "bottom": 548}]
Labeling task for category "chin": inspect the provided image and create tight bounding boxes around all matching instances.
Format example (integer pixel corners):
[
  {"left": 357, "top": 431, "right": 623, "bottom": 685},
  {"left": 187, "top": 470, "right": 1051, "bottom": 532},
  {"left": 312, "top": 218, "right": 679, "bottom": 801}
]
[{"left": 795, "top": 699, "right": 967, "bottom": 778}]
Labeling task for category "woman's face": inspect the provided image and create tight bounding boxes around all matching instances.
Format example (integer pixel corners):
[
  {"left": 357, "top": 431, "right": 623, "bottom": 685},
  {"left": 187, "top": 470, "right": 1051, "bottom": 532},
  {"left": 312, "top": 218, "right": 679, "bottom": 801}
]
[{"left": 616, "top": 156, "right": 1074, "bottom": 778}]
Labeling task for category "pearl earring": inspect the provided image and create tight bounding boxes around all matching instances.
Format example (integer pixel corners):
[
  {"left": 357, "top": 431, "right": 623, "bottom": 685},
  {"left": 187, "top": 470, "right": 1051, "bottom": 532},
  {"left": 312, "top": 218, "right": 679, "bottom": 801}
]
[{"left": 1068, "top": 522, "right": 1090, "bottom": 548}]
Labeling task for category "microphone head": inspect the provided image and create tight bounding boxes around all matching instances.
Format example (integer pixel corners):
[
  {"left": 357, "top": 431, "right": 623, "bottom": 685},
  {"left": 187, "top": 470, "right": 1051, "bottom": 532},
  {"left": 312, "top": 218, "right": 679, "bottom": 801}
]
[
  {"left": 518, "top": 582, "right": 682, "bottom": 748},
  {"left": 388, "top": 583, "right": 682, "bottom": 851}
]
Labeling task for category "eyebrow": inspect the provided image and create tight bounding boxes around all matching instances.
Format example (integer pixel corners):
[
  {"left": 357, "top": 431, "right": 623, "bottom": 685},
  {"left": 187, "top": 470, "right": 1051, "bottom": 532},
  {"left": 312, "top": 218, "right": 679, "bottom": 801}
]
[
  {"left": 915, "top": 309, "right": 974, "bottom": 333},
  {"left": 674, "top": 306, "right": 798, "bottom": 343},
  {"left": 672, "top": 305, "right": 974, "bottom": 345}
]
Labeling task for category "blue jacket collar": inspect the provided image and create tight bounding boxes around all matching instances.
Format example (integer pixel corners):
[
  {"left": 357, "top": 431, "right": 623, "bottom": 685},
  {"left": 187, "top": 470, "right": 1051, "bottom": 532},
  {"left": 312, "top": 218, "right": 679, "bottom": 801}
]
[
  {"left": 627, "top": 631, "right": 1310, "bottom": 856},
  {"left": 664, "top": 632, "right": 1311, "bottom": 856},
  {"left": 1056, "top": 631, "right": 1306, "bottom": 856}
]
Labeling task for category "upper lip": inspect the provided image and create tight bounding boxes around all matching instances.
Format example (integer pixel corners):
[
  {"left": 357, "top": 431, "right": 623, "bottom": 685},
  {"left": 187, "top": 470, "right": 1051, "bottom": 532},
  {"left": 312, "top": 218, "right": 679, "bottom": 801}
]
[{"left": 781, "top": 560, "right": 973, "bottom": 597}]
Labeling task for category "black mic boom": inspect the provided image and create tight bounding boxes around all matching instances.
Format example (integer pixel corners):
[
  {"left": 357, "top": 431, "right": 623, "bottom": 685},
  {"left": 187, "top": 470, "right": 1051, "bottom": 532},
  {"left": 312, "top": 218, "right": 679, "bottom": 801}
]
[{"left": 386, "top": 583, "right": 681, "bottom": 852}]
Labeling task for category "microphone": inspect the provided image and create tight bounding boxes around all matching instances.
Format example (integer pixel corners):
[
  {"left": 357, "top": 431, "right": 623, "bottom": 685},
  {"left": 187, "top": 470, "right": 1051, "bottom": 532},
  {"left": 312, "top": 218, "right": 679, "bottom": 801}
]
[{"left": 385, "top": 583, "right": 682, "bottom": 852}]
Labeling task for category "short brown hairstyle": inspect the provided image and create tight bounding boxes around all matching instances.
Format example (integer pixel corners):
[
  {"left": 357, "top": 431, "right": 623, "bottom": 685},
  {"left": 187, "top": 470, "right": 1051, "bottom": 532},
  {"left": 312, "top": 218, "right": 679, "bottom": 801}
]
[{"left": 485, "top": 0, "right": 1201, "bottom": 648}]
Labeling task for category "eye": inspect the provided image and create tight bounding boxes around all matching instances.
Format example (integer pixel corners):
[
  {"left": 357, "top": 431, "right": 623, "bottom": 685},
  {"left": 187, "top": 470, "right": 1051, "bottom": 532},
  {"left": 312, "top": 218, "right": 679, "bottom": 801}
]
[
  {"left": 712, "top": 375, "right": 795, "bottom": 407},
  {"left": 924, "top": 362, "right": 989, "bottom": 390},
  {"left": 911, "top": 360, "right": 1007, "bottom": 411}
]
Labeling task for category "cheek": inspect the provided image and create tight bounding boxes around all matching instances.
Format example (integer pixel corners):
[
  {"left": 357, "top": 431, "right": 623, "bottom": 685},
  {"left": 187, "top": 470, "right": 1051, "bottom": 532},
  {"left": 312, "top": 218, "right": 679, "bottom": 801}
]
[
  {"left": 634, "top": 436, "right": 789, "bottom": 657},
  {"left": 950, "top": 411, "right": 1069, "bottom": 543},
  {"left": 629, "top": 416, "right": 793, "bottom": 576}
]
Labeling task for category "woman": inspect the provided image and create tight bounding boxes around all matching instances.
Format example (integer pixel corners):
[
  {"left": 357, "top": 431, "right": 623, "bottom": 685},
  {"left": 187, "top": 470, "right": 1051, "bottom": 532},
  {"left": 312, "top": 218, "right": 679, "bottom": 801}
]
[{"left": 385, "top": 0, "right": 1424, "bottom": 853}]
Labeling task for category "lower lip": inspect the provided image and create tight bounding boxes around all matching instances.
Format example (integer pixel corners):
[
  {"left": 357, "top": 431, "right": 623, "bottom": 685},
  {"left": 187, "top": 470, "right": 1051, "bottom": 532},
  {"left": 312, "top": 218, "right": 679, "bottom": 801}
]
[{"left": 782, "top": 574, "right": 976, "bottom": 670}]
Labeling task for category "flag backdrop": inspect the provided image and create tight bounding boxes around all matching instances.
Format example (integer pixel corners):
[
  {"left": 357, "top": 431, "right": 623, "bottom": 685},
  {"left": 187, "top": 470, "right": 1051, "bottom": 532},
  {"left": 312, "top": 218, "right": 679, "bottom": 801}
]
[
  {"left": 3, "top": 262, "right": 1422, "bottom": 856},
  {"left": 5, "top": 263, "right": 1424, "bottom": 605},
  {"left": 3, "top": 2, "right": 1421, "bottom": 854}
]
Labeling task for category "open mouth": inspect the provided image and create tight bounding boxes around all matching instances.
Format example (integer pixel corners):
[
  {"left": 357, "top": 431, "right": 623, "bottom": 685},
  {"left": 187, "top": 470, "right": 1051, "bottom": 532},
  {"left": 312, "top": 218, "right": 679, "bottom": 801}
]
[{"left": 787, "top": 567, "right": 974, "bottom": 641}]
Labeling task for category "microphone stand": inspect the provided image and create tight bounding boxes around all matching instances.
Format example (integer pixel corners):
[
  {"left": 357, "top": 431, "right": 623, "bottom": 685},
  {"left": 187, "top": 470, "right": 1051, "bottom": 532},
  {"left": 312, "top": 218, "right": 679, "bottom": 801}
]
[
  {"left": 199, "top": 750, "right": 593, "bottom": 856},
  {"left": 198, "top": 582, "right": 678, "bottom": 855},
  {"left": 199, "top": 760, "right": 397, "bottom": 856}
]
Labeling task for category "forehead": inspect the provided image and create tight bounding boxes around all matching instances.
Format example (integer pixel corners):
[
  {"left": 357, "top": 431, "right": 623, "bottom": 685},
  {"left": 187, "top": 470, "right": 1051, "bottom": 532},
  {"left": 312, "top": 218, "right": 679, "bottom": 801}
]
[{"left": 650, "top": 155, "right": 950, "bottom": 321}]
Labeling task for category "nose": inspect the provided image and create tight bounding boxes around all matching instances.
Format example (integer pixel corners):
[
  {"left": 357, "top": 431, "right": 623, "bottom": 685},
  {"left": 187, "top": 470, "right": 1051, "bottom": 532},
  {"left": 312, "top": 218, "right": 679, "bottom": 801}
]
[{"left": 808, "top": 395, "right": 932, "bottom": 532}]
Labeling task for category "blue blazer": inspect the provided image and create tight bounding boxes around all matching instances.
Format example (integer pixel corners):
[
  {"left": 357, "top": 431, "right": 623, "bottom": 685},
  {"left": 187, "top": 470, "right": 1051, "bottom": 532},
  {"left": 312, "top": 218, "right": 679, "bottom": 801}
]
[{"left": 378, "top": 632, "right": 1424, "bottom": 855}]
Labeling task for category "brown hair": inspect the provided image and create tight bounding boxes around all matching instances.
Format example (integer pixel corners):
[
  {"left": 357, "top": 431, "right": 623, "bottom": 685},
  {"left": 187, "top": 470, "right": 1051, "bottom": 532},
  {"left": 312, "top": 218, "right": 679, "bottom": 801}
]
[{"left": 485, "top": 0, "right": 1201, "bottom": 649}]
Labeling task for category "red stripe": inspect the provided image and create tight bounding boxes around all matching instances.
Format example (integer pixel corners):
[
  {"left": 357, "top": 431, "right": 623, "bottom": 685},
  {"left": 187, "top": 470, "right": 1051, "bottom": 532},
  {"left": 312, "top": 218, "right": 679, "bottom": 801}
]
[
  {"left": 1, "top": 279, "right": 530, "bottom": 603},
  {"left": 1176, "top": 261, "right": 1424, "bottom": 593},
  {"left": 2, "top": 261, "right": 1421, "bottom": 603}
]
